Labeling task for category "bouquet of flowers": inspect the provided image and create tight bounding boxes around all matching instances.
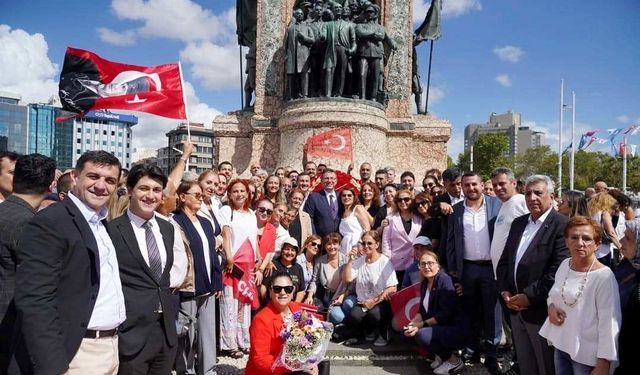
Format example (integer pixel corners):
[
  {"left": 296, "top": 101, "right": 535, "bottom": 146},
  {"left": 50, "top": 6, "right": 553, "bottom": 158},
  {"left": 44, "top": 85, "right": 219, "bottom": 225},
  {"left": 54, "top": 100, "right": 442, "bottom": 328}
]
[{"left": 272, "top": 310, "right": 334, "bottom": 372}]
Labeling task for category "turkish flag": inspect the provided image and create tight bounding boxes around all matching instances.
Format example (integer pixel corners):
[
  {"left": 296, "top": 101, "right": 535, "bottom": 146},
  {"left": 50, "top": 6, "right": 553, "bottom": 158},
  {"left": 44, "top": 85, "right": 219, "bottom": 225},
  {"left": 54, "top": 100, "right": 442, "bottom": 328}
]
[
  {"left": 390, "top": 282, "right": 422, "bottom": 330},
  {"left": 305, "top": 128, "right": 353, "bottom": 160},
  {"left": 58, "top": 47, "right": 186, "bottom": 120},
  {"left": 222, "top": 238, "right": 260, "bottom": 309}
]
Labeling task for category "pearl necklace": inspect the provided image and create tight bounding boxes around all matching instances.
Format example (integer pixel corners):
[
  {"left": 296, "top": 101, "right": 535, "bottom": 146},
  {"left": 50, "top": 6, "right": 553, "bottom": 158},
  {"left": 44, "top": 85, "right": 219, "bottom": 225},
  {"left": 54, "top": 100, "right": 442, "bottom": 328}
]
[{"left": 561, "top": 257, "right": 596, "bottom": 307}]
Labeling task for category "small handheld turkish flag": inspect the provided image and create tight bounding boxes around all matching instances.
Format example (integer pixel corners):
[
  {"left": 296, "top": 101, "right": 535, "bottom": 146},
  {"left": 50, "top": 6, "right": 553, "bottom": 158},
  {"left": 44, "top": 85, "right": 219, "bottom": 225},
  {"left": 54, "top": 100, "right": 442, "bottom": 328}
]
[
  {"left": 58, "top": 47, "right": 186, "bottom": 120},
  {"left": 305, "top": 128, "right": 353, "bottom": 160},
  {"left": 390, "top": 282, "right": 422, "bottom": 330}
]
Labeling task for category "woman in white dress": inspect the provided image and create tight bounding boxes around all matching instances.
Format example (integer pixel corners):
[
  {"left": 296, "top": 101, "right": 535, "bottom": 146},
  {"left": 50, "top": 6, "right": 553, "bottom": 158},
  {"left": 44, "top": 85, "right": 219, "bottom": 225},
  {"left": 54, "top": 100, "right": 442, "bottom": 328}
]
[
  {"left": 539, "top": 216, "right": 621, "bottom": 375},
  {"left": 338, "top": 187, "right": 371, "bottom": 254},
  {"left": 219, "top": 179, "right": 259, "bottom": 358}
]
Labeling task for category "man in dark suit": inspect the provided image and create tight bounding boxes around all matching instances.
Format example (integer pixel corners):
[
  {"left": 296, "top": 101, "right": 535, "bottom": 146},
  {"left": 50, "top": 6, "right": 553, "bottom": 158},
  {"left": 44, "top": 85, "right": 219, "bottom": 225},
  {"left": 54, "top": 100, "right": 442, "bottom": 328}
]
[
  {"left": 496, "top": 175, "right": 569, "bottom": 375},
  {"left": 429, "top": 167, "right": 463, "bottom": 267},
  {"left": 303, "top": 168, "right": 342, "bottom": 238},
  {"left": 0, "top": 154, "right": 56, "bottom": 372},
  {"left": 13, "top": 151, "right": 125, "bottom": 375},
  {"left": 446, "top": 171, "right": 502, "bottom": 374},
  {"left": 107, "top": 164, "right": 178, "bottom": 374}
]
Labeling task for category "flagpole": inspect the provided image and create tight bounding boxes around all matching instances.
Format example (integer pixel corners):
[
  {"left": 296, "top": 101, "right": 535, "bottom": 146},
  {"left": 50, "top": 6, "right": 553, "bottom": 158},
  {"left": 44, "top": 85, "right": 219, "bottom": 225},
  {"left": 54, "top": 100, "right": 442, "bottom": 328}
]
[
  {"left": 569, "top": 91, "right": 575, "bottom": 190},
  {"left": 470, "top": 144, "right": 474, "bottom": 171},
  {"left": 178, "top": 61, "right": 191, "bottom": 169},
  {"left": 425, "top": 40, "right": 434, "bottom": 114},
  {"left": 557, "top": 79, "right": 564, "bottom": 197},
  {"left": 623, "top": 136, "right": 627, "bottom": 193}
]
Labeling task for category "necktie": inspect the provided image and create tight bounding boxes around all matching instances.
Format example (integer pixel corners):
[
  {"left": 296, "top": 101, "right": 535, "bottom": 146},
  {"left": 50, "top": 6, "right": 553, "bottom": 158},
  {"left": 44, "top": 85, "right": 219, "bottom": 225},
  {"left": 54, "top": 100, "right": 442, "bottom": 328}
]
[
  {"left": 329, "top": 194, "right": 337, "bottom": 219},
  {"left": 143, "top": 221, "right": 163, "bottom": 281}
]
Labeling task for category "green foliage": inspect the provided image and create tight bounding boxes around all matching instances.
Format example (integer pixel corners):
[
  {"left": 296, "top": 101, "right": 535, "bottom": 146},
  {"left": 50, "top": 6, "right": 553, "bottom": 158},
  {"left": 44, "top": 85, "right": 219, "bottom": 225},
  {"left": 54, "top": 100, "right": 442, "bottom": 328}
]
[{"left": 456, "top": 133, "right": 510, "bottom": 178}]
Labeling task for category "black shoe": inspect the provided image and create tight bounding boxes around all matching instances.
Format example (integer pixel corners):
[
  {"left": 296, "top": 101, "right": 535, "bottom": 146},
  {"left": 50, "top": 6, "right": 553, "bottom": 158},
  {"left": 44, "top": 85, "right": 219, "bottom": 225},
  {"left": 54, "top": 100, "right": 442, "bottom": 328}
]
[
  {"left": 461, "top": 349, "right": 481, "bottom": 364},
  {"left": 484, "top": 356, "right": 501, "bottom": 375}
]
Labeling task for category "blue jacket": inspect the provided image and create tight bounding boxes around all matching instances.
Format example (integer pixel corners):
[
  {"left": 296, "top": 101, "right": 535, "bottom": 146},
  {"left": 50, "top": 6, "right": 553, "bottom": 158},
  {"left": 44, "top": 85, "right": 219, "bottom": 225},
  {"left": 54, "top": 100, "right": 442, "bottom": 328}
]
[
  {"left": 419, "top": 272, "right": 468, "bottom": 328},
  {"left": 303, "top": 190, "right": 342, "bottom": 238}
]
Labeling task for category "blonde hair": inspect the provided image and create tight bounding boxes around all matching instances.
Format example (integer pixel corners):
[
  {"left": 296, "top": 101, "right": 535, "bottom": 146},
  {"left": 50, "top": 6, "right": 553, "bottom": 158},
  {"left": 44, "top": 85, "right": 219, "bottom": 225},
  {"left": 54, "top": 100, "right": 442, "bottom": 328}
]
[{"left": 587, "top": 192, "right": 617, "bottom": 216}]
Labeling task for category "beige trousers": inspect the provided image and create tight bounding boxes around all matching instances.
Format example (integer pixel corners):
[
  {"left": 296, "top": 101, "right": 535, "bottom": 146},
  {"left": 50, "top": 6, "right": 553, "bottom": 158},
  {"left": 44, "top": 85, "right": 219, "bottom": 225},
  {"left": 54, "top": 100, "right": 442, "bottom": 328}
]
[{"left": 67, "top": 336, "right": 119, "bottom": 375}]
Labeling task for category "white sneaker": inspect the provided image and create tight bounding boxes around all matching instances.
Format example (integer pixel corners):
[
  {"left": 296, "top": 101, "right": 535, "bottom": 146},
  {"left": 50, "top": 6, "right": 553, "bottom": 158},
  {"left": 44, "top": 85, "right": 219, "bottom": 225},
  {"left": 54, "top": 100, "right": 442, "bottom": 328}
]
[
  {"left": 373, "top": 335, "right": 388, "bottom": 347},
  {"left": 433, "top": 359, "right": 464, "bottom": 375},
  {"left": 430, "top": 354, "right": 443, "bottom": 369}
]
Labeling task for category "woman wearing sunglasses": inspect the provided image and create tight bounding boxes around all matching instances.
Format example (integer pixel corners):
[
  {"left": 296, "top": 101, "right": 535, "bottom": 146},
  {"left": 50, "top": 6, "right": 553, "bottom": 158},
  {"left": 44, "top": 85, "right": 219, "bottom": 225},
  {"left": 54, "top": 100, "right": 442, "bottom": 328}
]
[
  {"left": 381, "top": 190, "right": 422, "bottom": 283},
  {"left": 255, "top": 199, "right": 276, "bottom": 284},
  {"left": 298, "top": 235, "right": 322, "bottom": 304},
  {"left": 343, "top": 231, "right": 398, "bottom": 347},
  {"left": 219, "top": 179, "right": 259, "bottom": 359},
  {"left": 403, "top": 251, "right": 468, "bottom": 375},
  {"left": 307, "top": 233, "right": 356, "bottom": 326},
  {"left": 414, "top": 191, "right": 441, "bottom": 251},
  {"left": 339, "top": 187, "right": 371, "bottom": 254},
  {"left": 246, "top": 271, "right": 321, "bottom": 375},
  {"left": 172, "top": 180, "right": 223, "bottom": 374}
]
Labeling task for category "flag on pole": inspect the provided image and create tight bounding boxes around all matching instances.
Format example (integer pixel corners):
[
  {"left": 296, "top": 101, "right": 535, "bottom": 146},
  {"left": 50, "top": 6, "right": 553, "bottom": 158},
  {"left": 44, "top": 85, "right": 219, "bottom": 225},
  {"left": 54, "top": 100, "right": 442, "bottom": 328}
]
[
  {"left": 562, "top": 142, "right": 572, "bottom": 155},
  {"left": 623, "top": 125, "right": 638, "bottom": 135},
  {"left": 630, "top": 144, "right": 637, "bottom": 157},
  {"left": 584, "top": 130, "right": 598, "bottom": 137},
  {"left": 611, "top": 141, "right": 619, "bottom": 157},
  {"left": 619, "top": 142, "right": 627, "bottom": 157},
  {"left": 607, "top": 128, "right": 623, "bottom": 142},
  {"left": 390, "top": 282, "right": 422, "bottom": 330},
  {"left": 305, "top": 128, "right": 353, "bottom": 160},
  {"left": 415, "top": 0, "right": 442, "bottom": 42},
  {"left": 58, "top": 47, "right": 186, "bottom": 119}
]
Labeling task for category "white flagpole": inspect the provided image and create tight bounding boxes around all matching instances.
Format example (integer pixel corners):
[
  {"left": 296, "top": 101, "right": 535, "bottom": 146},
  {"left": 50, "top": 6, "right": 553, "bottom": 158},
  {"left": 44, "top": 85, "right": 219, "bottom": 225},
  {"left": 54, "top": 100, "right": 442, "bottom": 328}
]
[
  {"left": 622, "top": 136, "right": 627, "bottom": 193},
  {"left": 470, "top": 144, "right": 474, "bottom": 171},
  {"left": 558, "top": 79, "right": 564, "bottom": 197},
  {"left": 178, "top": 61, "right": 191, "bottom": 169},
  {"left": 569, "top": 91, "right": 575, "bottom": 190}
]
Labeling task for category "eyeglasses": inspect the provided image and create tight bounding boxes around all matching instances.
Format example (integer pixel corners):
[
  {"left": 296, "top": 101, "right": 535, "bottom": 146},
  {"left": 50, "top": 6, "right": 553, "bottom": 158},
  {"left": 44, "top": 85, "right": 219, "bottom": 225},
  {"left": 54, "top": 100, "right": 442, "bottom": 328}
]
[
  {"left": 185, "top": 192, "right": 203, "bottom": 200},
  {"left": 309, "top": 242, "right": 321, "bottom": 248},
  {"left": 419, "top": 261, "right": 438, "bottom": 268},
  {"left": 396, "top": 197, "right": 412, "bottom": 203},
  {"left": 568, "top": 235, "right": 594, "bottom": 244},
  {"left": 271, "top": 285, "right": 295, "bottom": 294},
  {"left": 257, "top": 207, "right": 273, "bottom": 215},
  {"left": 415, "top": 201, "right": 429, "bottom": 207},
  {"left": 361, "top": 241, "right": 376, "bottom": 246},
  {"left": 342, "top": 194, "right": 354, "bottom": 198}
]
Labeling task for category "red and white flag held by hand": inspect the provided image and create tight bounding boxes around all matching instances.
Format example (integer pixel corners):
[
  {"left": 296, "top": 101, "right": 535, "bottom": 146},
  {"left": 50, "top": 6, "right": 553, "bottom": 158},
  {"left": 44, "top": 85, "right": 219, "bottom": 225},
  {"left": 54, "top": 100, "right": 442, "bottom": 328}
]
[
  {"left": 222, "top": 238, "right": 260, "bottom": 309},
  {"left": 390, "top": 282, "right": 422, "bottom": 330},
  {"left": 305, "top": 128, "right": 353, "bottom": 160},
  {"left": 58, "top": 47, "right": 186, "bottom": 120}
]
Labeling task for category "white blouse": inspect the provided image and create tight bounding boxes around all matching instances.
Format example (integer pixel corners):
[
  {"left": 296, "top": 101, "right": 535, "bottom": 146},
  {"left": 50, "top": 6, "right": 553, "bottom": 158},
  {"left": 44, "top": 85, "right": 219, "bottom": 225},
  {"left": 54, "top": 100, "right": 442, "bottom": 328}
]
[{"left": 539, "top": 258, "right": 621, "bottom": 367}]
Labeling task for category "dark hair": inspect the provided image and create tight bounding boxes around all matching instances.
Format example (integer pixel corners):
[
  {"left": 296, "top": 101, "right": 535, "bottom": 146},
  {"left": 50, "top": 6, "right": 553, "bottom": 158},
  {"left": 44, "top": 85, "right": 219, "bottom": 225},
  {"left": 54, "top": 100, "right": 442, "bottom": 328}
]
[
  {"left": 287, "top": 169, "right": 299, "bottom": 177},
  {"left": 400, "top": 171, "right": 415, "bottom": 181},
  {"left": 321, "top": 167, "right": 334, "bottom": 175},
  {"left": 176, "top": 180, "right": 201, "bottom": 211},
  {"left": 562, "top": 190, "right": 588, "bottom": 217},
  {"left": 57, "top": 172, "right": 73, "bottom": 194},
  {"left": 0, "top": 151, "right": 19, "bottom": 163},
  {"left": 564, "top": 216, "right": 602, "bottom": 245},
  {"left": 442, "top": 167, "right": 462, "bottom": 182},
  {"left": 75, "top": 151, "right": 121, "bottom": 174},
  {"left": 126, "top": 164, "right": 167, "bottom": 190},
  {"left": 375, "top": 169, "right": 387, "bottom": 176},
  {"left": 323, "top": 232, "right": 342, "bottom": 251},
  {"left": 217, "top": 161, "right": 232, "bottom": 170},
  {"left": 297, "top": 172, "right": 310, "bottom": 180},
  {"left": 608, "top": 189, "right": 632, "bottom": 210},
  {"left": 360, "top": 181, "right": 381, "bottom": 209},
  {"left": 462, "top": 171, "right": 481, "bottom": 181},
  {"left": 12, "top": 154, "right": 56, "bottom": 195},
  {"left": 268, "top": 270, "right": 294, "bottom": 289},
  {"left": 382, "top": 183, "right": 397, "bottom": 191}
]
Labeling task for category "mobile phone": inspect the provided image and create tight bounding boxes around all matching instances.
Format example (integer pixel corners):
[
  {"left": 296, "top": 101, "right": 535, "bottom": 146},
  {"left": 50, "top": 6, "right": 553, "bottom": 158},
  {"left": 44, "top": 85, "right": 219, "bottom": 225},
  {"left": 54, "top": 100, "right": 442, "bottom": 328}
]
[{"left": 230, "top": 264, "right": 244, "bottom": 280}]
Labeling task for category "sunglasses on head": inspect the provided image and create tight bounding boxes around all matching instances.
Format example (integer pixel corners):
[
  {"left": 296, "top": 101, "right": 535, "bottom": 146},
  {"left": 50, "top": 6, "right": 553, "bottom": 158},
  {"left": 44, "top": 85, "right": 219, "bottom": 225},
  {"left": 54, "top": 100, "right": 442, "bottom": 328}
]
[
  {"left": 271, "top": 285, "right": 294, "bottom": 294},
  {"left": 257, "top": 207, "right": 273, "bottom": 215}
]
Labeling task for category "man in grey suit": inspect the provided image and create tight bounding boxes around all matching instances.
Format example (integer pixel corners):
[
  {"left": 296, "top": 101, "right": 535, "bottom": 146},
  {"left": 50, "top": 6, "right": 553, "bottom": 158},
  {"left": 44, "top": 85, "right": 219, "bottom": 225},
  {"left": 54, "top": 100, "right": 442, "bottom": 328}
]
[
  {"left": 0, "top": 153, "right": 56, "bottom": 372},
  {"left": 285, "top": 8, "right": 315, "bottom": 99},
  {"left": 446, "top": 171, "right": 502, "bottom": 374}
]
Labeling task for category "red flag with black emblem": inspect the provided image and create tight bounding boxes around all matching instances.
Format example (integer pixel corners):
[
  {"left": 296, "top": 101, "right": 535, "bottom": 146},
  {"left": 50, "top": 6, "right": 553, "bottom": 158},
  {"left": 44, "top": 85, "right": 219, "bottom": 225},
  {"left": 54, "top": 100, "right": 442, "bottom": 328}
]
[
  {"left": 305, "top": 128, "right": 353, "bottom": 160},
  {"left": 390, "top": 282, "right": 422, "bottom": 330},
  {"left": 58, "top": 47, "right": 186, "bottom": 120}
]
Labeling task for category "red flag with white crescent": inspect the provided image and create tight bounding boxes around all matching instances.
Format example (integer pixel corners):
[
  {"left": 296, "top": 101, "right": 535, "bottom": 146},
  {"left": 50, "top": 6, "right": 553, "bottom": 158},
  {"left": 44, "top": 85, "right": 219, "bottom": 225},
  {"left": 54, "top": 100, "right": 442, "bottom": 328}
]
[
  {"left": 222, "top": 238, "right": 260, "bottom": 309},
  {"left": 58, "top": 47, "right": 186, "bottom": 120},
  {"left": 305, "top": 128, "right": 353, "bottom": 160},
  {"left": 390, "top": 282, "right": 422, "bottom": 329}
]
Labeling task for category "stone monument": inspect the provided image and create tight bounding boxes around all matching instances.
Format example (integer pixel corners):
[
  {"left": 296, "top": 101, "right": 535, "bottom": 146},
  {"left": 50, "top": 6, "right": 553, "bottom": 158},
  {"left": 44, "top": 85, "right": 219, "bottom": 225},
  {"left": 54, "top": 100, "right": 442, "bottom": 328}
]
[{"left": 214, "top": 0, "right": 451, "bottom": 176}]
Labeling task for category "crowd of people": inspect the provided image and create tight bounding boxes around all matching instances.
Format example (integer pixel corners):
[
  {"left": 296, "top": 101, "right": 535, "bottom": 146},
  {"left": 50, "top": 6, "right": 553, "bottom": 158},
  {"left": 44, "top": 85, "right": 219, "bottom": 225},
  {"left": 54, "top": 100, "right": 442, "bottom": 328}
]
[{"left": 1, "top": 146, "right": 640, "bottom": 375}]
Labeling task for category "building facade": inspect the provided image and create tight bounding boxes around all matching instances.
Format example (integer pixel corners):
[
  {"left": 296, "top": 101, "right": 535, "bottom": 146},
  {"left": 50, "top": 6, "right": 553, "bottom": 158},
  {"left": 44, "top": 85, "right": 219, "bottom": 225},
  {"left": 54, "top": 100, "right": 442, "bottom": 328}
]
[
  {"left": 0, "top": 93, "right": 28, "bottom": 153},
  {"left": 73, "top": 111, "right": 137, "bottom": 170},
  {"left": 166, "top": 123, "right": 214, "bottom": 175},
  {"left": 464, "top": 111, "right": 545, "bottom": 158}
]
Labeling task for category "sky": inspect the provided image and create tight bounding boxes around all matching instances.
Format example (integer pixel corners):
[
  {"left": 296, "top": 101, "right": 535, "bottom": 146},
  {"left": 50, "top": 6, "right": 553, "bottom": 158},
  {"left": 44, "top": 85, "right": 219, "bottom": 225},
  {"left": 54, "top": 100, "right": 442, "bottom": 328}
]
[{"left": 1, "top": 0, "right": 639, "bottom": 161}]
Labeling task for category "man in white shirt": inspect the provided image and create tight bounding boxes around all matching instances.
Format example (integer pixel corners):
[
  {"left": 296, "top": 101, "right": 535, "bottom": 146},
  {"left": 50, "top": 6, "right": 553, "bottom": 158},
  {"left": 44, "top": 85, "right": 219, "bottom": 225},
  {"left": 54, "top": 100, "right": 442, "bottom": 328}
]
[
  {"left": 14, "top": 151, "right": 126, "bottom": 374},
  {"left": 303, "top": 169, "right": 342, "bottom": 237},
  {"left": 496, "top": 175, "right": 569, "bottom": 375},
  {"left": 108, "top": 164, "right": 184, "bottom": 373}
]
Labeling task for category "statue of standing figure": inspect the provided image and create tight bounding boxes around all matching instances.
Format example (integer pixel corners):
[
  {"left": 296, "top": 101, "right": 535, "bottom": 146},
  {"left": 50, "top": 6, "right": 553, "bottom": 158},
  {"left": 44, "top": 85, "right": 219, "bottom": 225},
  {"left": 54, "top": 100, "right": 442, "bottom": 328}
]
[
  {"left": 355, "top": 4, "right": 396, "bottom": 102},
  {"left": 326, "top": 3, "right": 356, "bottom": 97},
  {"left": 285, "top": 8, "right": 316, "bottom": 99}
]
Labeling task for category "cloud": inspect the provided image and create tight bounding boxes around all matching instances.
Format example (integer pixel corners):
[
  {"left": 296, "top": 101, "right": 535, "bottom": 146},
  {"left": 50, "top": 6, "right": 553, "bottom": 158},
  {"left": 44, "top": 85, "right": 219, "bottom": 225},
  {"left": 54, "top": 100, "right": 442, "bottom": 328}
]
[
  {"left": 105, "top": 0, "right": 234, "bottom": 44},
  {"left": 0, "top": 25, "right": 59, "bottom": 103},
  {"left": 616, "top": 115, "right": 630, "bottom": 124},
  {"left": 413, "top": 0, "right": 482, "bottom": 24},
  {"left": 180, "top": 42, "right": 241, "bottom": 91},
  {"left": 97, "top": 27, "right": 136, "bottom": 46},
  {"left": 447, "top": 128, "right": 465, "bottom": 159},
  {"left": 493, "top": 45, "right": 524, "bottom": 63},
  {"left": 409, "top": 83, "right": 446, "bottom": 114},
  {"left": 495, "top": 74, "right": 512, "bottom": 87}
]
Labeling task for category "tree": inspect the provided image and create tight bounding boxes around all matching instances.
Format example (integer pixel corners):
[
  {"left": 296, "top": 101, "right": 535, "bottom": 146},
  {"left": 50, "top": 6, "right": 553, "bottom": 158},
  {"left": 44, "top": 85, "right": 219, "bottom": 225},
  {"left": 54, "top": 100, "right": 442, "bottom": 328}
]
[
  {"left": 470, "top": 133, "right": 509, "bottom": 177},
  {"left": 455, "top": 150, "right": 470, "bottom": 172}
]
